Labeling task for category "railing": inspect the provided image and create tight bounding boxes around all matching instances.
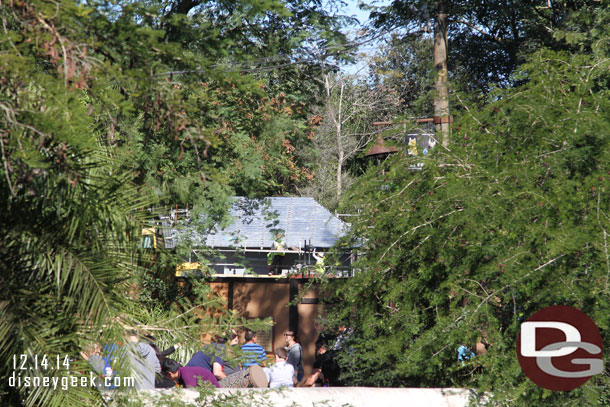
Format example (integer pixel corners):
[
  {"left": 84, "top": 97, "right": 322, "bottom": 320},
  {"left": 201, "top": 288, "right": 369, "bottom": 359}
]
[
  {"left": 176, "top": 262, "right": 355, "bottom": 278},
  {"left": 218, "top": 264, "right": 355, "bottom": 278}
]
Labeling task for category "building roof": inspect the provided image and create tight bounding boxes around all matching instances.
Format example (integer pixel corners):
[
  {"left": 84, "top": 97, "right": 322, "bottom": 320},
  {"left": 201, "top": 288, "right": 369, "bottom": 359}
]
[
  {"left": 365, "top": 136, "right": 399, "bottom": 156},
  {"left": 165, "top": 197, "right": 348, "bottom": 249}
]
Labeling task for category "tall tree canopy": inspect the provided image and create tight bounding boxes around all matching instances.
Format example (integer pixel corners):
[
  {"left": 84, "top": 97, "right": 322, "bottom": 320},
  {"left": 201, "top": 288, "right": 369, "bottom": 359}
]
[
  {"left": 0, "top": 0, "right": 350, "bottom": 405},
  {"left": 369, "top": 0, "right": 604, "bottom": 95},
  {"left": 369, "top": 35, "right": 434, "bottom": 117},
  {"left": 324, "top": 3, "right": 610, "bottom": 405}
]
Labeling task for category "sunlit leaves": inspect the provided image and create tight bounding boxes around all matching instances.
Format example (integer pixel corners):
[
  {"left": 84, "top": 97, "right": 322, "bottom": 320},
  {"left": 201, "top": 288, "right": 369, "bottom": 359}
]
[{"left": 324, "top": 6, "right": 610, "bottom": 405}]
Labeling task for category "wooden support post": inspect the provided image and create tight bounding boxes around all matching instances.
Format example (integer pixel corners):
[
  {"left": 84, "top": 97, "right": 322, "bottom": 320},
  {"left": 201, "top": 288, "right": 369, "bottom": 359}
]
[{"left": 289, "top": 279, "right": 299, "bottom": 335}]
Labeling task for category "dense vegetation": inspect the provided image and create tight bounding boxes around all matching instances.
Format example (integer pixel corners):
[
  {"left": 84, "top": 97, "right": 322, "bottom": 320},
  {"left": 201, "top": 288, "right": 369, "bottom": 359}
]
[
  {"left": 1, "top": 0, "right": 610, "bottom": 406},
  {"left": 0, "top": 0, "right": 347, "bottom": 405},
  {"left": 322, "top": 2, "right": 610, "bottom": 406}
]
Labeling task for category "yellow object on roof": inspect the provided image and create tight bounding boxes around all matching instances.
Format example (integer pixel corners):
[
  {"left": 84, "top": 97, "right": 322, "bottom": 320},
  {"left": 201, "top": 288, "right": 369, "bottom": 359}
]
[
  {"left": 175, "top": 262, "right": 202, "bottom": 277},
  {"left": 140, "top": 227, "right": 160, "bottom": 249}
]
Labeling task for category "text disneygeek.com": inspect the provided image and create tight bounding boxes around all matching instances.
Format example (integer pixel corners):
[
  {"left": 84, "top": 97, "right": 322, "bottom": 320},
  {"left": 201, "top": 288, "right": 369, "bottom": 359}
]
[
  {"left": 8, "top": 371, "right": 135, "bottom": 390},
  {"left": 8, "top": 354, "right": 135, "bottom": 390}
]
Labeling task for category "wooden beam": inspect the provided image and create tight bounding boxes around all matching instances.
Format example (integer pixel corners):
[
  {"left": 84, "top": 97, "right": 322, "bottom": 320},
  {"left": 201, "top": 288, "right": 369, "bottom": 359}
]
[{"left": 289, "top": 279, "right": 299, "bottom": 335}]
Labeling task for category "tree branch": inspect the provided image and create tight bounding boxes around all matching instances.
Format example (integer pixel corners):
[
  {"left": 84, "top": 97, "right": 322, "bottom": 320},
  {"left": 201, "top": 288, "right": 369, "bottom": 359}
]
[
  {"left": 380, "top": 209, "right": 463, "bottom": 260},
  {"left": 468, "top": 255, "right": 564, "bottom": 323},
  {"left": 453, "top": 19, "right": 502, "bottom": 43}
]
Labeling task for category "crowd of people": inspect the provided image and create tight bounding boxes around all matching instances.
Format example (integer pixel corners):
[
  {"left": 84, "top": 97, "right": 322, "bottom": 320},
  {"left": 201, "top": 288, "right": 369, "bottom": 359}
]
[{"left": 82, "top": 327, "right": 348, "bottom": 391}]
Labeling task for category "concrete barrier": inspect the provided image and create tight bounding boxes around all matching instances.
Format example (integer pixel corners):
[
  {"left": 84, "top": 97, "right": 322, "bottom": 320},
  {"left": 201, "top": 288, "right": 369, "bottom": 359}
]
[{"left": 142, "top": 387, "right": 476, "bottom": 407}]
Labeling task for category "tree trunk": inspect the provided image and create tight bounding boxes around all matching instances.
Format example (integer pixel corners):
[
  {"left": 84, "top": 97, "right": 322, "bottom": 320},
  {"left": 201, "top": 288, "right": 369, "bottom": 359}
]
[
  {"left": 336, "top": 82, "right": 344, "bottom": 200},
  {"left": 434, "top": 1, "right": 450, "bottom": 148},
  {"left": 337, "top": 150, "right": 344, "bottom": 199}
]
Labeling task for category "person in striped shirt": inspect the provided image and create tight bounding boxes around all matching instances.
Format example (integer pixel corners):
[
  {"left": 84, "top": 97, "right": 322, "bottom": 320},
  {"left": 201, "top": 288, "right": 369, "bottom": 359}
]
[{"left": 241, "top": 329, "right": 267, "bottom": 368}]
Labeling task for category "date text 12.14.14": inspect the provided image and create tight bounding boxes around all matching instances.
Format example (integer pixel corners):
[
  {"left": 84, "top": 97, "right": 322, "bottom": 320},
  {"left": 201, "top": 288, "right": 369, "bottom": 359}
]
[{"left": 13, "top": 355, "right": 70, "bottom": 371}]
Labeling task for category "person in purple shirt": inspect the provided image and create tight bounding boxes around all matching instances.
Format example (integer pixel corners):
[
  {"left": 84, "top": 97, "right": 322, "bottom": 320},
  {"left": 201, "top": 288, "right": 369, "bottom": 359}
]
[
  {"left": 186, "top": 349, "right": 224, "bottom": 377},
  {"left": 186, "top": 342, "right": 268, "bottom": 388},
  {"left": 162, "top": 359, "right": 220, "bottom": 388}
]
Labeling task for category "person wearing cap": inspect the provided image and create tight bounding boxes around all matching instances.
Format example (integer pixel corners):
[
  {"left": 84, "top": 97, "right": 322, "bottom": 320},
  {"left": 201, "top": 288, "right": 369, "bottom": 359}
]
[{"left": 126, "top": 330, "right": 161, "bottom": 390}]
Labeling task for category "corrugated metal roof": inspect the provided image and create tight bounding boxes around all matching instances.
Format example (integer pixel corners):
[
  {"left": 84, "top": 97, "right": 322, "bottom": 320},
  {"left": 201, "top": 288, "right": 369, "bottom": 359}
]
[{"left": 166, "top": 197, "right": 347, "bottom": 249}]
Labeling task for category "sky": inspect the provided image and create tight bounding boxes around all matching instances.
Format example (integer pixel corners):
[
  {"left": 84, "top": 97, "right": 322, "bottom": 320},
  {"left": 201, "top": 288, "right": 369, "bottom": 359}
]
[{"left": 340, "top": 0, "right": 391, "bottom": 76}]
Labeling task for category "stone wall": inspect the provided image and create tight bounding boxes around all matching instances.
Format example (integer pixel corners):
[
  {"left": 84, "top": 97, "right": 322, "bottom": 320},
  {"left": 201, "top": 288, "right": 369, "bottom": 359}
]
[{"left": 140, "top": 387, "right": 476, "bottom": 407}]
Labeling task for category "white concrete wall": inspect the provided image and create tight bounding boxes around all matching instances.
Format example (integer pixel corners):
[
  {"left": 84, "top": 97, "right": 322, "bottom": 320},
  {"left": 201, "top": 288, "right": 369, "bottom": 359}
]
[{"left": 143, "top": 387, "right": 475, "bottom": 407}]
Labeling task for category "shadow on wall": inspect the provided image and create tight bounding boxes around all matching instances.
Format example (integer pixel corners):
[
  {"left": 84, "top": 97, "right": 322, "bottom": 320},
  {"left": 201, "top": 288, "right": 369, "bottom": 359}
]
[
  {"left": 233, "top": 282, "right": 291, "bottom": 320},
  {"left": 232, "top": 283, "right": 254, "bottom": 318}
]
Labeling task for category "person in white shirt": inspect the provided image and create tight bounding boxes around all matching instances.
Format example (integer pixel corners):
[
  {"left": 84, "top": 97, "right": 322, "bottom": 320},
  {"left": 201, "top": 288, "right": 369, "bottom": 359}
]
[{"left": 264, "top": 347, "right": 294, "bottom": 388}]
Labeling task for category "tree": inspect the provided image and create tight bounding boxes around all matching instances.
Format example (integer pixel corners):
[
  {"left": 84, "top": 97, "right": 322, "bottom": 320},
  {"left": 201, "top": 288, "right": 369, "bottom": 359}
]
[
  {"left": 0, "top": 0, "right": 346, "bottom": 406},
  {"left": 299, "top": 72, "right": 398, "bottom": 209},
  {"left": 370, "top": 0, "right": 603, "bottom": 92},
  {"left": 369, "top": 34, "right": 434, "bottom": 118},
  {"left": 366, "top": 0, "right": 608, "bottom": 148},
  {"left": 159, "top": 0, "right": 356, "bottom": 109},
  {"left": 75, "top": 0, "right": 355, "bottom": 216},
  {"left": 323, "top": 4, "right": 610, "bottom": 405},
  {"left": 0, "top": 7, "right": 148, "bottom": 405},
  {"left": 433, "top": 0, "right": 450, "bottom": 147}
]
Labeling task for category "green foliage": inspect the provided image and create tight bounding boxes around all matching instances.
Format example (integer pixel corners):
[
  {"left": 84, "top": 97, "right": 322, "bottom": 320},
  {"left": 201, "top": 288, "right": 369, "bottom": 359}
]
[
  {"left": 369, "top": 35, "right": 434, "bottom": 117},
  {"left": 0, "top": 0, "right": 347, "bottom": 406},
  {"left": 324, "top": 5, "right": 610, "bottom": 405},
  {"left": 0, "top": 2, "right": 156, "bottom": 405},
  {"left": 369, "top": 0, "right": 605, "bottom": 96},
  {"left": 126, "top": 278, "right": 272, "bottom": 368},
  {"left": 109, "top": 386, "right": 292, "bottom": 407}
]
